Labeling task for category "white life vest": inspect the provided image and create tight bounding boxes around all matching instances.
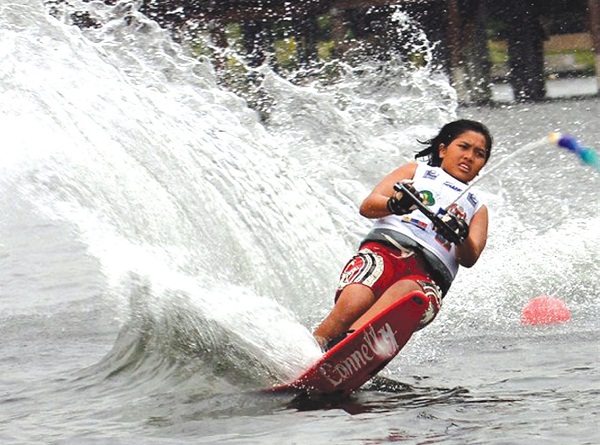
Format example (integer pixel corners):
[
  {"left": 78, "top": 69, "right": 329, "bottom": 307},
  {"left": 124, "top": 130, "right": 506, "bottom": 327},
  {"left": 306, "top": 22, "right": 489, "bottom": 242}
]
[{"left": 371, "top": 163, "right": 484, "bottom": 283}]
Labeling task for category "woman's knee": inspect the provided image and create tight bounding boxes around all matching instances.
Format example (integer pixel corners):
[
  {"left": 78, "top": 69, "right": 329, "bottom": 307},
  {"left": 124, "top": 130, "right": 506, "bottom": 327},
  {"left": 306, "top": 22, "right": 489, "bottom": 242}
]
[{"left": 336, "top": 284, "right": 376, "bottom": 311}]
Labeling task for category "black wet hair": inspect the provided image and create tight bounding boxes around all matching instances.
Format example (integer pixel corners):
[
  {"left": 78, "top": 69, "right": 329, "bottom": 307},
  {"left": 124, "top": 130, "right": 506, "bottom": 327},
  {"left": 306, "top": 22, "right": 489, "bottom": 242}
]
[{"left": 415, "top": 119, "right": 493, "bottom": 166}]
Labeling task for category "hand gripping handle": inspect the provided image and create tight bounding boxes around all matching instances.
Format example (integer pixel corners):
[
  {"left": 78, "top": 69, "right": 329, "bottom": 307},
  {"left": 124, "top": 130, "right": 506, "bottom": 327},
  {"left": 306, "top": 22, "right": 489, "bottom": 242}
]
[{"left": 394, "top": 183, "right": 463, "bottom": 245}]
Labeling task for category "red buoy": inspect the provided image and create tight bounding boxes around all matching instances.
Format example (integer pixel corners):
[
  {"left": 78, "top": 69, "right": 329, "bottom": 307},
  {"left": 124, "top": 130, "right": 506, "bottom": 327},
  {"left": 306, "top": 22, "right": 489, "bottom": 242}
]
[{"left": 521, "top": 295, "right": 571, "bottom": 326}]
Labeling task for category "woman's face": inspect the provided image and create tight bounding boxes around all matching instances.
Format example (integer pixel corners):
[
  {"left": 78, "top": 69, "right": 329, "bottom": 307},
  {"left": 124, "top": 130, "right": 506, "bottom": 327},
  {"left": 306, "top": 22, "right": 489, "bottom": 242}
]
[{"left": 439, "top": 130, "right": 488, "bottom": 183}]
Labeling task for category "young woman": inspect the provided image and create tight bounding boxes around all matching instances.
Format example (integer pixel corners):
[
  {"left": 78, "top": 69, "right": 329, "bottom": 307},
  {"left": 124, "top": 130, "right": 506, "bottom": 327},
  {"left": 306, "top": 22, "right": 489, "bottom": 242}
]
[{"left": 314, "top": 119, "right": 493, "bottom": 350}]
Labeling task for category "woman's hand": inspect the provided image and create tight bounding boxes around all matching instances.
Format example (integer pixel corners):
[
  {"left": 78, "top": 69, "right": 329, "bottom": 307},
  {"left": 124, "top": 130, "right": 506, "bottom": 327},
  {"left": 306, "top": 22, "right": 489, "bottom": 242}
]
[{"left": 359, "top": 163, "right": 419, "bottom": 218}]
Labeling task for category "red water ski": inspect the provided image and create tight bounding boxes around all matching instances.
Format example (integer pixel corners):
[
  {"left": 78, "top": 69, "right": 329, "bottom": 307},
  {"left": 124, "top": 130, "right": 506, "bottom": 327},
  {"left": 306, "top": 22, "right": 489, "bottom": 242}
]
[{"left": 271, "top": 290, "right": 428, "bottom": 395}]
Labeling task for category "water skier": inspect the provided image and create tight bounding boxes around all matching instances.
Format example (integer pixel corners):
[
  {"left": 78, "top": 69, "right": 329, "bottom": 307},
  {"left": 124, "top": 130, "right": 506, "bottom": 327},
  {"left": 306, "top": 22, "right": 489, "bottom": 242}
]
[{"left": 314, "top": 119, "right": 493, "bottom": 351}]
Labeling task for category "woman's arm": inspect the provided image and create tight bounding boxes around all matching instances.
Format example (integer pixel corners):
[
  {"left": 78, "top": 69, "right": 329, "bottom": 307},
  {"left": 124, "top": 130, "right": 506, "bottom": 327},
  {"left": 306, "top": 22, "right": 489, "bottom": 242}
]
[
  {"left": 455, "top": 205, "right": 488, "bottom": 267},
  {"left": 359, "top": 162, "right": 418, "bottom": 219}
]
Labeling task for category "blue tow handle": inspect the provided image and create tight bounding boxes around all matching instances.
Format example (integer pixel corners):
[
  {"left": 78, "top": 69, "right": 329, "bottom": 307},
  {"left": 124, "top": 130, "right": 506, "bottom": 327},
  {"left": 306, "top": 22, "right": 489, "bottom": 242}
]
[{"left": 550, "top": 132, "right": 598, "bottom": 171}]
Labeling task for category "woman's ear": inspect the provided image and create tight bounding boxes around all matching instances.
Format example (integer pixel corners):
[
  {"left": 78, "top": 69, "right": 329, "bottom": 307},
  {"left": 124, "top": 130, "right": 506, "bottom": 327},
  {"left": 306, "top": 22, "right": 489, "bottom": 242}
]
[{"left": 438, "top": 143, "right": 447, "bottom": 158}]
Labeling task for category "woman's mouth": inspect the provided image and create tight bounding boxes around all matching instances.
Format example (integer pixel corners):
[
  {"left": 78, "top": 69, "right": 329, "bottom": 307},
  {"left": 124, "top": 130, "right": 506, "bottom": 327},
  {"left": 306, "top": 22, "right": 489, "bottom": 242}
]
[{"left": 458, "top": 162, "right": 471, "bottom": 173}]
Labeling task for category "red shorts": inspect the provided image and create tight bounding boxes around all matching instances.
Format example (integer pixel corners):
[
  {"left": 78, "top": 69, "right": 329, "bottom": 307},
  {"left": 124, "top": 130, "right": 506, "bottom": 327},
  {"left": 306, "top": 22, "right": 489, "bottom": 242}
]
[
  {"left": 336, "top": 241, "right": 431, "bottom": 299},
  {"left": 335, "top": 241, "right": 442, "bottom": 328}
]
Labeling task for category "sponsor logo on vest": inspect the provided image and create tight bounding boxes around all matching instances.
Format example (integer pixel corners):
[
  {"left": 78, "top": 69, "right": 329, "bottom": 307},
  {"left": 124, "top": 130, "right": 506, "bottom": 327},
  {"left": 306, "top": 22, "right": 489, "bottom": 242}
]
[
  {"left": 467, "top": 192, "right": 478, "bottom": 207},
  {"left": 424, "top": 169, "right": 438, "bottom": 180},
  {"left": 443, "top": 181, "right": 463, "bottom": 192},
  {"left": 420, "top": 190, "right": 435, "bottom": 206},
  {"left": 318, "top": 323, "right": 399, "bottom": 387}
]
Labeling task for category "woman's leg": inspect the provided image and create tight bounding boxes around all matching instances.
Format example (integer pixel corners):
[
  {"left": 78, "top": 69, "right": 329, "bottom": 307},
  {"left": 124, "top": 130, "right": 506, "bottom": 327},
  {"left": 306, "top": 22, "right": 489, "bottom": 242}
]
[
  {"left": 313, "top": 283, "right": 376, "bottom": 348},
  {"left": 349, "top": 279, "right": 421, "bottom": 331}
]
